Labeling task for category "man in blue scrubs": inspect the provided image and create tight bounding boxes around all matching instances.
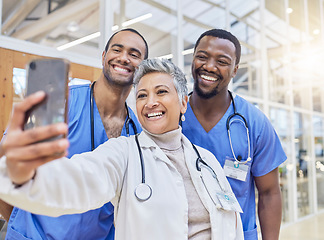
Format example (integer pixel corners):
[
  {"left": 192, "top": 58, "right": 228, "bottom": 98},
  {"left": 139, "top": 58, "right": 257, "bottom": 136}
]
[
  {"left": 0, "top": 28, "right": 148, "bottom": 240},
  {"left": 182, "top": 29, "right": 286, "bottom": 240}
]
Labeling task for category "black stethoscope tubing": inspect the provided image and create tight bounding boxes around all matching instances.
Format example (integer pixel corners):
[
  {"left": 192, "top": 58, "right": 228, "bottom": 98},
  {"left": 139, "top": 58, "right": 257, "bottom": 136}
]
[
  {"left": 184, "top": 91, "right": 251, "bottom": 164},
  {"left": 90, "top": 81, "right": 150, "bottom": 200},
  {"left": 90, "top": 82, "right": 225, "bottom": 201},
  {"left": 226, "top": 91, "right": 251, "bottom": 164}
]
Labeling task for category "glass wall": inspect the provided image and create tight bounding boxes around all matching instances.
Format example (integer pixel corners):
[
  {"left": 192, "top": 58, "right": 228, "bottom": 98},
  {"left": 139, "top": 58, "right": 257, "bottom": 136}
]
[
  {"left": 314, "top": 115, "right": 324, "bottom": 210},
  {"left": 270, "top": 107, "right": 291, "bottom": 222}
]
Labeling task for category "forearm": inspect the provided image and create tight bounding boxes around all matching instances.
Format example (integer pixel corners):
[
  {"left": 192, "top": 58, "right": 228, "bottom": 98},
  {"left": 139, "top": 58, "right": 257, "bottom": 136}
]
[
  {"left": 258, "top": 189, "right": 282, "bottom": 240},
  {"left": 0, "top": 142, "right": 124, "bottom": 217},
  {"left": 0, "top": 199, "right": 13, "bottom": 221}
]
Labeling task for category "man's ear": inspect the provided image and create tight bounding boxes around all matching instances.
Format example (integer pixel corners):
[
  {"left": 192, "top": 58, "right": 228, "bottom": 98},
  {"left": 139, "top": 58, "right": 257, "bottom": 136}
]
[
  {"left": 101, "top": 51, "right": 106, "bottom": 67},
  {"left": 180, "top": 95, "right": 189, "bottom": 114},
  {"left": 232, "top": 64, "right": 239, "bottom": 78}
]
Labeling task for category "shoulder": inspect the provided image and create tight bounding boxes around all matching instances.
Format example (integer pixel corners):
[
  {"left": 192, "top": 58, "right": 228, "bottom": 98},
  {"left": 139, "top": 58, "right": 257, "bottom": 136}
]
[
  {"left": 234, "top": 94, "right": 270, "bottom": 127},
  {"left": 69, "top": 84, "right": 90, "bottom": 94},
  {"left": 181, "top": 134, "right": 219, "bottom": 165},
  {"left": 68, "top": 84, "right": 91, "bottom": 107}
]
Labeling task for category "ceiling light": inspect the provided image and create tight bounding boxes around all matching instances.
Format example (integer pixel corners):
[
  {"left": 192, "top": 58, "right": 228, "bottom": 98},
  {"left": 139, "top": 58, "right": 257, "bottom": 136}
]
[
  {"left": 313, "top": 29, "right": 320, "bottom": 35},
  {"left": 122, "top": 13, "right": 152, "bottom": 27},
  {"left": 67, "top": 21, "right": 79, "bottom": 32},
  {"left": 57, "top": 13, "right": 152, "bottom": 51},
  {"left": 112, "top": 25, "right": 119, "bottom": 31},
  {"left": 57, "top": 32, "right": 101, "bottom": 51},
  {"left": 182, "top": 48, "right": 194, "bottom": 55},
  {"left": 286, "top": 8, "right": 293, "bottom": 14},
  {"left": 157, "top": 48, "right": 194, "bottom": 59}
]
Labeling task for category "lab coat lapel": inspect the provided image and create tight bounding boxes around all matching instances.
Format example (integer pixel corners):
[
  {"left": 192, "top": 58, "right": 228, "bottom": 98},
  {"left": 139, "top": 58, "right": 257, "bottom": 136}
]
[
  {"left": 181, "top": 135, "right": 213, "bottom": 211},
  {"left": 137, "top": 132, "right": 178, "bottom": 167}
]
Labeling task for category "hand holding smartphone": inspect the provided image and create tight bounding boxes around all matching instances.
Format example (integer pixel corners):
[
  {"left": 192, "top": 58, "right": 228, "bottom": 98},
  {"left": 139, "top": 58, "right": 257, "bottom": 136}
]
[{"left": 24, "top": 58, "right": 70, "bottom": 141}]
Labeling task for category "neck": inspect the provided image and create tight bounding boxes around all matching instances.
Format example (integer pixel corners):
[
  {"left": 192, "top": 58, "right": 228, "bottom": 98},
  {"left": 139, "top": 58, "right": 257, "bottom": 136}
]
[
  {"left": 143, "top": 127, "right": 182, "bottom": 151},
  {"left": 190, "top": 90, "right": 231, "bottom": 116},
  {"left": 189, "top": 89, "right": 232, "bottom": 132},
  {"left": 93, "top": 73, "right": 132, "bottom": 118}
]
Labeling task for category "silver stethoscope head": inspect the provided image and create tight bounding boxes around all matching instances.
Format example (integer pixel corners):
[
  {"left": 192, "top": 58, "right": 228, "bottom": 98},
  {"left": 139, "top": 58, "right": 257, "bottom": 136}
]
[
  {"left": 134, "top": 134, "right": 153, "bottom": 201},
  {"left": 134, "top": 183, "right": 152, "bottom": 201}
]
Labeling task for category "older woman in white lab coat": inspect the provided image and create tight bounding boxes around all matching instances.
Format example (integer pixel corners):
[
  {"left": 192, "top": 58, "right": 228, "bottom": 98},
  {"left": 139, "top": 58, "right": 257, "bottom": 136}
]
[{"left": 0, "top": 59, "right": 243, "bottom": 240}]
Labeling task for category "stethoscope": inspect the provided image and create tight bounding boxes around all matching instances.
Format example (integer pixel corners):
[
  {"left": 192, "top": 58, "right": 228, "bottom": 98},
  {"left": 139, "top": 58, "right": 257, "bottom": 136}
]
[
  {"left": 91, "top": 82, "right": 227, "bottom": 202},
  {"left": 90, "top": 81, "right": 150, "bottom": 201},
  {"left": 227, "top": 91, "right": 251, "bottom": 165},
  {"left": 183, "top": 91, "right": 251, "bottom": 165},
  {"left": 134, "top": 137, "right": 226, "bottom": 202}
]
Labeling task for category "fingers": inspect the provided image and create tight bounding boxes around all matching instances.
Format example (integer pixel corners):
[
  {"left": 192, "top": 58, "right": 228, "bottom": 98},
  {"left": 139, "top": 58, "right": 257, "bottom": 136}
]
[
  {"left": 8, "top": 91, "right": 46, "bottom": 131},
  {"left": 3, "top": 123, "right": 68, "bottom": 148},
  {"left": 1, "top": 91, "right": 70, "bottom": 185},
  {"left": 5, "top": 138, "right": 69, "bottom": 185},
  {"left": 6, "top": 138, "right": 69, "bottom": 162}
]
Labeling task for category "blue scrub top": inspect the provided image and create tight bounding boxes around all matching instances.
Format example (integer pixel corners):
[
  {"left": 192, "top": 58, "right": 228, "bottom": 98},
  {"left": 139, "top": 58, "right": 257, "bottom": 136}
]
[
  {"left": 182, "top": 94, "right": 286, "bottom": 240},
  {"left": 6, "top": 84, "right": 142, "bottom": 240}
]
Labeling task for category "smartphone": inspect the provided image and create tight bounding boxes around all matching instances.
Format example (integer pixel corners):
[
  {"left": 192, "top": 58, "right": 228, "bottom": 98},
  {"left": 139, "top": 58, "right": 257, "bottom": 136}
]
[{"left": 24, "top": 58, "right": 70, "bottom": 140}]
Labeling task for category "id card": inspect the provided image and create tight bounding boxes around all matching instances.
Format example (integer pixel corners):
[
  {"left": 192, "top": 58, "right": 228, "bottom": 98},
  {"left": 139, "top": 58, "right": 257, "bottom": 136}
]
[
  {"left": 216, "top": 191, "right": 243, "bottom": 213},
  {"left": 224, "top": 158, "right": 249, "bottom": 181}
]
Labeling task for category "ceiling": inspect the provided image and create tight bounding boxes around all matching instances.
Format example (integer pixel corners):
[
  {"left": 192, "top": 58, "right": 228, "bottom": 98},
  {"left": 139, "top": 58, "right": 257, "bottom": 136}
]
[
  {"left": 2, "top": 0, "right": 324, "bottom": 92},
  {"left": 3, "top": 0, "right": 319, "bottom": 59}
]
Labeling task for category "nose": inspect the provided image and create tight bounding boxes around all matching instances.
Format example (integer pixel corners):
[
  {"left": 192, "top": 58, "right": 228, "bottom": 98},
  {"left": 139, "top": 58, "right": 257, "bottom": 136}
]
[
  {"left": 118, "top": 51, "right": 130, "bottom": 64},
  {"left": 145, "top": 95, "right": 159, "bottom": 108},
  {"left": 203, "top": 58, "right": 217, "bottom": 72}
]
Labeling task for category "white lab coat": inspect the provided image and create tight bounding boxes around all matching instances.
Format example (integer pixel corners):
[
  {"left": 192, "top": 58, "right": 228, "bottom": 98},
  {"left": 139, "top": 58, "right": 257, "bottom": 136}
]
[{"left": 0, "top": 131, "right": 243, "bottom": 240}]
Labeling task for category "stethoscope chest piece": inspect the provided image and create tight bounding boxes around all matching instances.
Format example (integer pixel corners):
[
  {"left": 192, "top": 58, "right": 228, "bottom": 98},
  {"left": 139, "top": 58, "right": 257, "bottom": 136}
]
[{"left": 134, "top": 183, "right": 152, "bottom": 201}]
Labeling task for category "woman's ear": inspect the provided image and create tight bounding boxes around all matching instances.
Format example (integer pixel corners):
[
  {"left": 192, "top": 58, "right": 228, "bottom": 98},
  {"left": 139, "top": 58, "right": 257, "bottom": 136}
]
[{"left": 180, "top": 95, "right": 188, "bottom": 114}]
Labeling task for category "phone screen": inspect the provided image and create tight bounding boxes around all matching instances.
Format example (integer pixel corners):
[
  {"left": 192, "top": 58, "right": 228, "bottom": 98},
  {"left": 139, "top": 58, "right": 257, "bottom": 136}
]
[{"left": 24, "top": 58, "right": 69, "bottom": 138}]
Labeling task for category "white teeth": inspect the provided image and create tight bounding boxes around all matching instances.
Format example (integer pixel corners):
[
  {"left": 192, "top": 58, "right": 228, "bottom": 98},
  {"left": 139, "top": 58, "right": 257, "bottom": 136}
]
[
  {"left": 147, "top": 112, "right": 163, "bottom": 118},
  {"left": 114, "top": 66, "right": 128, "bottom": 72},
  {"left": 201, "top": 75, "right": 218, "bottom": 81}
]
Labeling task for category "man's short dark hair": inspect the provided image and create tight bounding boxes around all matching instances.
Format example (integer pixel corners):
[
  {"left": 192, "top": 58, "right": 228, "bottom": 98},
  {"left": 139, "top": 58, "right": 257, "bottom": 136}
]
[
  {"left": 194, "top": 29, "right": 241, "bottom": 65},
  {"left": 104, "top": 28, "right": 148, "bottom": 59}
]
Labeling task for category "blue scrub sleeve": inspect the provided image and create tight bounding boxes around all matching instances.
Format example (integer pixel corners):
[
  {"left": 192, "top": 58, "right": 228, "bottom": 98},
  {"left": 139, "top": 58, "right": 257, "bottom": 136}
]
[{"left": 251, "top": 115, "right": 287, "bottom": 177}]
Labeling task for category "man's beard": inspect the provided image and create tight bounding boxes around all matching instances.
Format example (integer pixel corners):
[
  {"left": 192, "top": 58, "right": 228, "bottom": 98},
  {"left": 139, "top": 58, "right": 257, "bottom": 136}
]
[
  {"left": 103, "top": 68, "right": 133, "bottom": 87},
  {"left": 193, "top": 72, "right": 222, "bottom": 99},
  {"left": 194, "top": 81, "right": 219, "bottom": 99}
]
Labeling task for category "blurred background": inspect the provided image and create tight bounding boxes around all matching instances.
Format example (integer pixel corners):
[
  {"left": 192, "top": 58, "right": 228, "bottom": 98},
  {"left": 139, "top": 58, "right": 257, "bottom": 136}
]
[{"left": 1, "top": 0, "right": 324, "bottom": 239}]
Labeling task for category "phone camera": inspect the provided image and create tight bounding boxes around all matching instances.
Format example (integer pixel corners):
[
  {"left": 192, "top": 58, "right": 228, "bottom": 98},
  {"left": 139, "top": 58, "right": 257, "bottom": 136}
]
[{"left": 29, "top": 61, "right": 36, "bottom": 70}]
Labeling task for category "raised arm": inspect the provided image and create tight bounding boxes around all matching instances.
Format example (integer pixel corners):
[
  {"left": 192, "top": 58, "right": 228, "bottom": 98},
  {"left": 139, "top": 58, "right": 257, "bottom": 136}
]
[
  {"left": 1, "top": 91, "right": 69, "bottom": 185},
  {"left": 255, "top": 168, "right": 282, "bottom": 240}
]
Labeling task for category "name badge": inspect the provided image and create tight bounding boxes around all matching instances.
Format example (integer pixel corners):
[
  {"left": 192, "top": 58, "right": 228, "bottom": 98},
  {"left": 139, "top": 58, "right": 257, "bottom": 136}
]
[
  {"left": 200, "top": 165, "right": 242, "bottom": 213},
  {"left": 224, "top": 158, "right": 249, "bottom": 182},
  {"left": 216, "top": 191, "right": 243, "bottom": 213}
]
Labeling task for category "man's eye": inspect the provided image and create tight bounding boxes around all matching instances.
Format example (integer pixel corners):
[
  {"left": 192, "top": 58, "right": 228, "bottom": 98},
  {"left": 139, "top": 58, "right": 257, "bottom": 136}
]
[
  {"left": 196, "top": 55, "right": 207, "bottom": 60},
  {"left": 130, "top": 53, "right": 140, "bottom": 58},
  {"left": 112, "top": 48, "right": 121, "bottom": 52},
  {"left": 218, "top": 60, "right": 229, "bottom": 65}
]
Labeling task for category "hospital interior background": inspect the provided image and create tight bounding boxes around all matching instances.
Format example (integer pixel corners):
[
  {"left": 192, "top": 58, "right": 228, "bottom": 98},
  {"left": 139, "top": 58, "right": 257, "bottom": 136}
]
[{"left": 1, "top": 0, "right": 324, "bottom": 239}]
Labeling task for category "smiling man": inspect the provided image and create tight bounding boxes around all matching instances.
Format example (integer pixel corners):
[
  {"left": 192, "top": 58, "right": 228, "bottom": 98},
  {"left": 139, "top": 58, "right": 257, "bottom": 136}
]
[
  {"left": 0, "top": 28, "right": 148, "bottom": 240},
  {"left": 182, "top": 29, "right": 287, "bottom": 240}
]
